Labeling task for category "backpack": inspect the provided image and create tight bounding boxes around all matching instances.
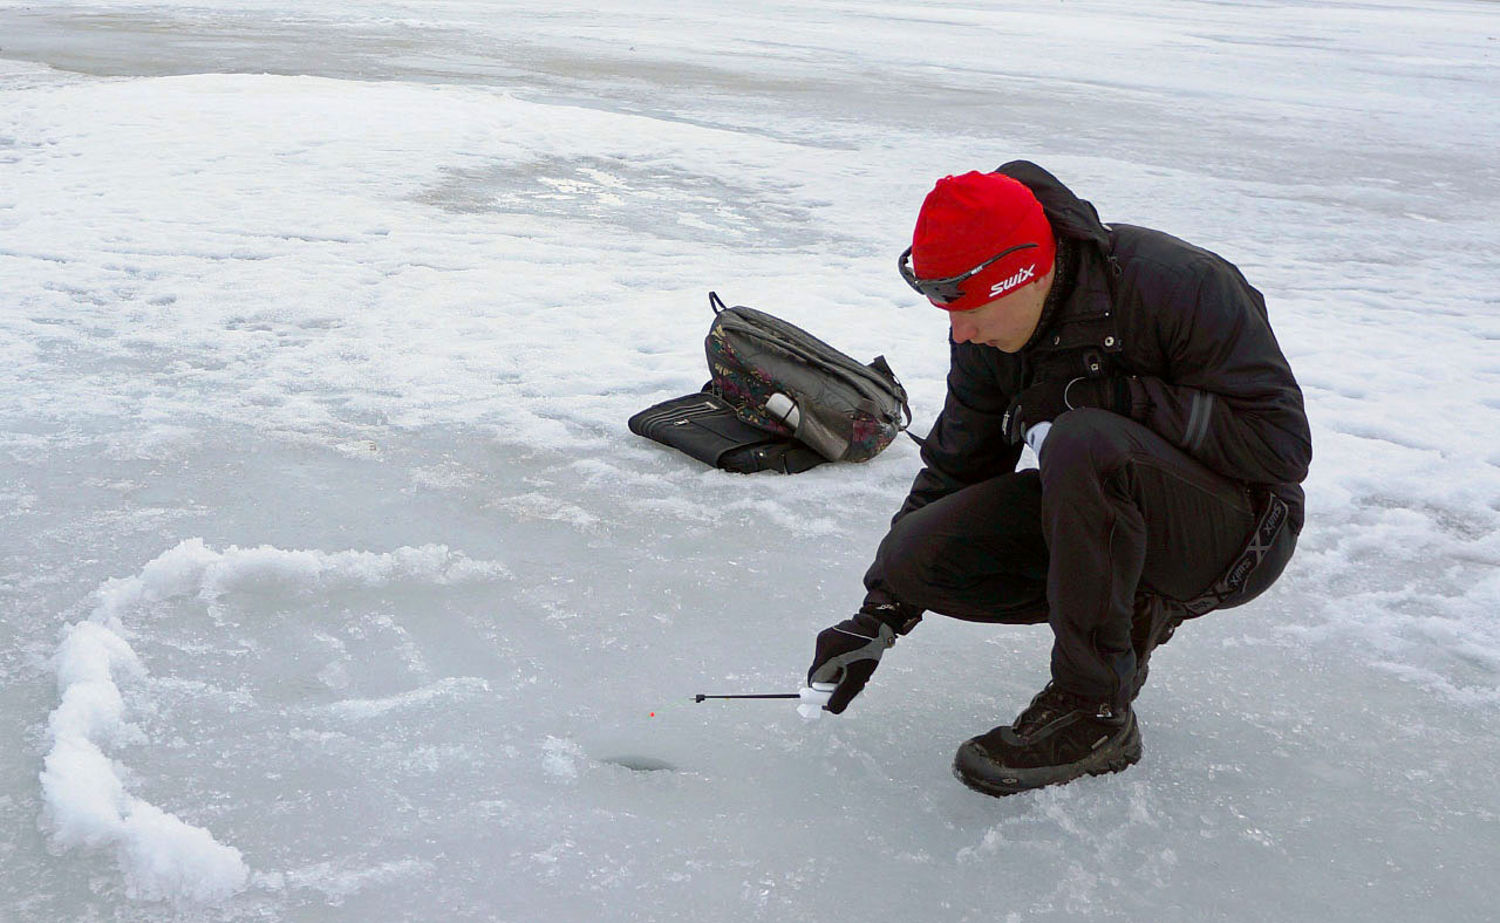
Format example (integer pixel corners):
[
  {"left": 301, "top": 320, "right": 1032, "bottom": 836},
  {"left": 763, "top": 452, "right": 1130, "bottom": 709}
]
[{"left": 629, "top": 292, "right": 911, "bottom": 473}]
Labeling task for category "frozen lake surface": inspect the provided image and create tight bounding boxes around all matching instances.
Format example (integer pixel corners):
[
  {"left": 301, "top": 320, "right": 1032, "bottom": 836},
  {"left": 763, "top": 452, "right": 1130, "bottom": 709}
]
[{"left": 2, "top": 1, "right": 1499, "bottom": 919}]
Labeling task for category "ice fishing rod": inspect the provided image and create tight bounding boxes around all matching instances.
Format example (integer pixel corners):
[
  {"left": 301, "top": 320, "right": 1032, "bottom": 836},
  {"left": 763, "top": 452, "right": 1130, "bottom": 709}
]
[{"left": 693, "top": 683, "right": 835, "bottom": 704}]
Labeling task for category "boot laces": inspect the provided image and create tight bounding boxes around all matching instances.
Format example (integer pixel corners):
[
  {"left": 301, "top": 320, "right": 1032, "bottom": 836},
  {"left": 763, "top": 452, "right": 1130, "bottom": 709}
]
[{"left": 1013, "top": 683, "right": 1105, "bottom": 737}]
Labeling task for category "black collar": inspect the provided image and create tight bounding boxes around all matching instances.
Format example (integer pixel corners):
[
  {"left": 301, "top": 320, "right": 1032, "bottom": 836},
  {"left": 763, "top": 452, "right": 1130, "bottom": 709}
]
[{"left": 1019, "top": 235, "right": 1077, "bottom": 353}]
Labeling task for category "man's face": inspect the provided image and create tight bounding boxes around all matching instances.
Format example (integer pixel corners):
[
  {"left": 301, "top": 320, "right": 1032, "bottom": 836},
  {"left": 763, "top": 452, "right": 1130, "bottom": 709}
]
[{"left": 947, "top": 264, "right": 1055, "bottom": 352}]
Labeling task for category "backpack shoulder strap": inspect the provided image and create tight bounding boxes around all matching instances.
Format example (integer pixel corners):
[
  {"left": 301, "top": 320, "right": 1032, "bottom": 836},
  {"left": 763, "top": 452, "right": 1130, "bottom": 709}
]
[{"left": 868, "top": 355, "right": 913, "bottom": 431}]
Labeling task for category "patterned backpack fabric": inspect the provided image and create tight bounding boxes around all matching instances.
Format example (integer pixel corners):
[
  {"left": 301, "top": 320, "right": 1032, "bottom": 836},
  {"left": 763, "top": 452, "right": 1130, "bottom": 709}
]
[
  {"left": 629, "top": 293, "right": 911, "bottom": 474},
  {"left": 704, "top": 292, "right": 910, "bottom": 463}
]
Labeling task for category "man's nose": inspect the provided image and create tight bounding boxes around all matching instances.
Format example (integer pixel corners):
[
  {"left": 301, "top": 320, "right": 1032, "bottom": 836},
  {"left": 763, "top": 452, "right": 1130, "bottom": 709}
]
[{"left": 950, "top": 314, "right": 975, "bottom": 344}]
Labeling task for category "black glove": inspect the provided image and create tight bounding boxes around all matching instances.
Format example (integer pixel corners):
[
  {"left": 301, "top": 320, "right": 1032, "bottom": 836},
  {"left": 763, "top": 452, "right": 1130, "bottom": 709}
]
[
  {"left": 1002, "top": 375, "right": 1132, "bottom": 444},
  {"left": 807, "top": 610, "right": 898, "bottom": 714}
]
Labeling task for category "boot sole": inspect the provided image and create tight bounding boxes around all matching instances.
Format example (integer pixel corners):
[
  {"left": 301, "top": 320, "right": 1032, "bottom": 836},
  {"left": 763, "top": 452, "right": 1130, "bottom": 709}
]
[{"left": 951, "top": 712, "right": 1143, "bottom": 797}]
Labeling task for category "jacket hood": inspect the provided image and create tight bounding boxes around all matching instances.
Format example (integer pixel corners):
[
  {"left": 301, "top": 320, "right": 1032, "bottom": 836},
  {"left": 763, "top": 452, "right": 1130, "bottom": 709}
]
[{"left": 996, "top": 161, "right": 1111, "bottom": 251}]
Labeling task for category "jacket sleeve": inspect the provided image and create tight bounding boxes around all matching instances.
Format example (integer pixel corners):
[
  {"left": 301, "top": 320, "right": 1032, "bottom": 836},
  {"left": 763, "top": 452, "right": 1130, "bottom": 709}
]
[
  {"left": 1126, "top": 259, "right": 1312, "bottom": 486},
  {"left": 892, "top": 340, "right": 1024, "bottom": 525},
  {"left": 862, "top": 340, "right": 1022, "bottom": 615}
]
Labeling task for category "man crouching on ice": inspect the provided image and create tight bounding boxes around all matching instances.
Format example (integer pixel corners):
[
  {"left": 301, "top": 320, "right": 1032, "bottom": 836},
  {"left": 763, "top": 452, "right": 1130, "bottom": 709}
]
[{"left": 807, "top": 162, "right": 1311, "bottom": 796}]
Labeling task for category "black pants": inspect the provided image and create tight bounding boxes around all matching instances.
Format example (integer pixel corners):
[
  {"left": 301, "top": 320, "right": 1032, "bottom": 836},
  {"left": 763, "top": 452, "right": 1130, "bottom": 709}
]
[{"left": 866, "top": 409, "right": 1296, "bottom": 707}]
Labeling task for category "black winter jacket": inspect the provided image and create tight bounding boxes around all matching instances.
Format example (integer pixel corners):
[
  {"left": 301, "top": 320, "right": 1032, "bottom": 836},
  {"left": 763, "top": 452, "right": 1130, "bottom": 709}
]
[{"left": 887, "top": 161, "right": 1311, "bottom": 541}]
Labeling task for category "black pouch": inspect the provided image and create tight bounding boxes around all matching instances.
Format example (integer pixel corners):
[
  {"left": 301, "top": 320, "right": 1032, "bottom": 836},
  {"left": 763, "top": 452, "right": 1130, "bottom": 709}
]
[{"left": 628, "top": 388, "right": 826, "bottom": 474}]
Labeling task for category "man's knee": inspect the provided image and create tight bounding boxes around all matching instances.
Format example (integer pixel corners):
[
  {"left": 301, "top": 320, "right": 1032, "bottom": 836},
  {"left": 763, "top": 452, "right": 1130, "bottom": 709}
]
[
  {"left": 874, "top": 498, "right": 1016, "bottom": 608},
  {"left": 873, "top": 508, "right": 950, "bottom": 605},
  {"left": 1038, "top": 408, "right": 1133, "bottom": 485}
]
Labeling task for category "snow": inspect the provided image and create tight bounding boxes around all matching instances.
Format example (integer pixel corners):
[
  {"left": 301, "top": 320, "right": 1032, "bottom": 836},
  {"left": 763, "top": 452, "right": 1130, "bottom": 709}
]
[{"left": 1, "top": 0, "right": 1498, "bottom": 920}]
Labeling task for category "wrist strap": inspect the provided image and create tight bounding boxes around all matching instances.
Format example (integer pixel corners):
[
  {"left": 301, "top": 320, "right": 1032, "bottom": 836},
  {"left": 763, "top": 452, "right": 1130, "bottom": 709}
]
[{"left": 861, "top": 601, "right": 923, "bottom": 636}]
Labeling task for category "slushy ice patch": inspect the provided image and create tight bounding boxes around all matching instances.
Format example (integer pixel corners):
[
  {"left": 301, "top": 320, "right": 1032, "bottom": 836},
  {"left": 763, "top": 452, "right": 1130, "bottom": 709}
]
[
  {"left": 415, "top": 154, "right": 828, "bottom": 248},
  {"left": 39, "top": 538, "right": 509, "bottom": 905}
]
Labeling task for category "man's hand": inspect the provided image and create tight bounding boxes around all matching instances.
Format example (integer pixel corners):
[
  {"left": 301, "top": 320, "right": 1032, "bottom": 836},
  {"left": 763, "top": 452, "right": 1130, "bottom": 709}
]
[
  {"left": 807, "top": 611, "right": 897, "bottom": 714},
  {"left": 1003, "top": 376, "right": 1132, "bottom": 444}
]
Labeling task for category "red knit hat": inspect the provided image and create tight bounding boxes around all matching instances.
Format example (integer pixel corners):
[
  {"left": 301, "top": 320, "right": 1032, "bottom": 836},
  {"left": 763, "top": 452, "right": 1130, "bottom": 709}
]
[{"left": 908, "top": 171, "right": 1055, "bottom": 312}]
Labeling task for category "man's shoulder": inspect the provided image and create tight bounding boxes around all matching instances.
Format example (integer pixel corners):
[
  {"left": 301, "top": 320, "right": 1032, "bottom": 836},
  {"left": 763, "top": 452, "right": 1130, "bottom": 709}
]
[
  {"left": 1109, "top": 224, "right": 1243, "bottom": 303},
  {"left": 1111, "top": 223, "right": 1222, "bottom": 275}
]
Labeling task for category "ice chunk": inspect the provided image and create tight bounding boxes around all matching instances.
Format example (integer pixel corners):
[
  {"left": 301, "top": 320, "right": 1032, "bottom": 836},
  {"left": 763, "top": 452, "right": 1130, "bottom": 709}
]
[
  {"left": 542, "top": 736, "right": 585, "bottom": 781},
  {"left": 118, "top": 800, "right": 249, "bottom": 904},
  {"left": 38, "top": 736, "right": 128, "bottom": 850},
  {"left": 41, "top": 615, "right": 249, "bottom": 904}
]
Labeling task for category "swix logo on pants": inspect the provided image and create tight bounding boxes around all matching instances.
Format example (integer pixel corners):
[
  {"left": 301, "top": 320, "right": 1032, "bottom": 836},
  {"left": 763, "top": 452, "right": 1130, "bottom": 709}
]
[{"left": 989, "top": 264, "right": 1036, "bottom": 298}]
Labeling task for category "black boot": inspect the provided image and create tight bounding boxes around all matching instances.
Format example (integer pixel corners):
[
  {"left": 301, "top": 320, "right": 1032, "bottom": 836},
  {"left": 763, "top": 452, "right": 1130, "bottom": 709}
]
[
  {"left": 952, "top": 683, "right": 1142, "bottom": 797},
  {"left": 1129, "top": 594, "right": 1184, "bottom": 701}
]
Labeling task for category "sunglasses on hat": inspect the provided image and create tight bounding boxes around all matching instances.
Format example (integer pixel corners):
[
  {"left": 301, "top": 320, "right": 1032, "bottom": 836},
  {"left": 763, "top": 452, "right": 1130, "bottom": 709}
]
[{"left": 898, "top": 242, "right": 1038, "bottom": 306}]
